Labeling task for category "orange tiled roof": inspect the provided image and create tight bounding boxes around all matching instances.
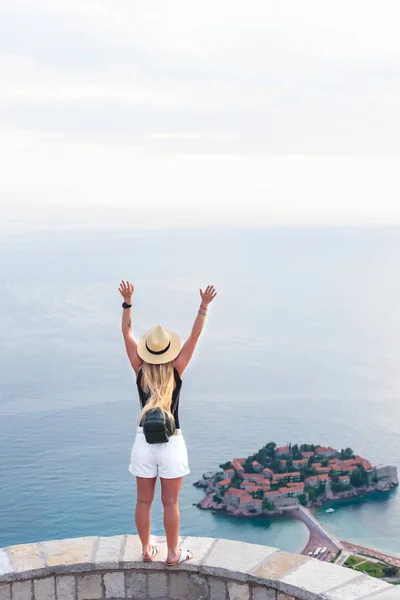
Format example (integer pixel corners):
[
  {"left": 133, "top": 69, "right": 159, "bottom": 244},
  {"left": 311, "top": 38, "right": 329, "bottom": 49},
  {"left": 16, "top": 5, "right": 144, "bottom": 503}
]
[
  {"left": 226, "top": 488, "right": 247, "bottom": 496},
  {"left": 217, "top": 478, "right": 231, "bottom": 487}
]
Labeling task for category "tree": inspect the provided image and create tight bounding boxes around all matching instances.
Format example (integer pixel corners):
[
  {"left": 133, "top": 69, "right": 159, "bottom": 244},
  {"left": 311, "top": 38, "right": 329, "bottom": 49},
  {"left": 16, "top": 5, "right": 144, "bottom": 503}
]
[
  {"left": 243, "top": 463, "right": 256, "bottom": 474},
  {"left": 331, "top": 482, "right": 352, "bottom": 493},
  {"left": 213, "top": 495, "right": 223, "bottom": 504},
  {"left": 231, "top": 473, "right": 243, "bottom": 488},
  {"left": 262, "top": 498, "right": 275, "bottom": 511},
  {"left": 265, "top": 442, "right": 276, "bottom": 459},
  {"left": 383, "top": 566, "right": 398, "bottom": 577},
  {"left": 350, "top": 468, "right": 365, "bottom": 487},
  {"left": 321, "top": 458, "right": 329, "bottom": 467},
  {"left": 307, "top": 487, "right": 316, "bottom": 501},
  {"left": 298, "top": 494, "right": 307, "bottom": 506},
  {"left": 340, "top": 447, "right": 354, "bottom": 460},
  {"left": 292, "top": 444, "right": 302, "bottom": 460},
  {"left": 219, "top": 461, "right": 233, "bottom": 471},
  {"left": 270, "top": 459, "right": 281, "bottom": 472}
]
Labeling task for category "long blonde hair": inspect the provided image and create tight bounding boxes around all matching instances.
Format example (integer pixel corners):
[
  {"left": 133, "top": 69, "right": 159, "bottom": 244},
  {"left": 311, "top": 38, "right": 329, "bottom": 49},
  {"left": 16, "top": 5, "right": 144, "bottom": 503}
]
[{"left": 138, "top": 360, "right": 175, "bottom": 425}]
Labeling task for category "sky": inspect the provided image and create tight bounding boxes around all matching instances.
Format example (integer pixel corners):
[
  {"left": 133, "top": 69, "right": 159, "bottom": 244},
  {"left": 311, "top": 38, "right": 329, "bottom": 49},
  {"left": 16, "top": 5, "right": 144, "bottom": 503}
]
[{"left": 1, "top": 0, "right": 400, "bottom": 229}]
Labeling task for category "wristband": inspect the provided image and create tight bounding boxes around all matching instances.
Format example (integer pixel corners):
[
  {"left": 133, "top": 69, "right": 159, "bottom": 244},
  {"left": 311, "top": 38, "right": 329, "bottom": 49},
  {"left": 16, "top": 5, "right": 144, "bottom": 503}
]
[{"left": 122, "top": 302, "right": 132, "bottom": 309}]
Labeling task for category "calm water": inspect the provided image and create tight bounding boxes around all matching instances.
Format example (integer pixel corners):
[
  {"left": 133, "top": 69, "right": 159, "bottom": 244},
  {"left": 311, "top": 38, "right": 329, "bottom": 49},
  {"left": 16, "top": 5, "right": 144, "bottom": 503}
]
[{"left": 0, "top": 226, "right": 399, "bottom": 555}]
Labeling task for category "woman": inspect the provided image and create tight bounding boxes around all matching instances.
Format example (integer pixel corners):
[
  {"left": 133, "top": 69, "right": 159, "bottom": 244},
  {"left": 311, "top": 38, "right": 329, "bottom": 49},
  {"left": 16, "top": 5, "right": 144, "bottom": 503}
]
[{"left": 118, "top": 280, "right": 217, "bottom": 566}]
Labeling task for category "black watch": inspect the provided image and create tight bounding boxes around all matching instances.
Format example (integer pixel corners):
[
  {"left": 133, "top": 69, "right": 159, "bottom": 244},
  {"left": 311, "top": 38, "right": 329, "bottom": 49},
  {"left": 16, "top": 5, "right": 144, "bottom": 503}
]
[{"left": 122, "top": 302, "right": 132, "bottom": 309}]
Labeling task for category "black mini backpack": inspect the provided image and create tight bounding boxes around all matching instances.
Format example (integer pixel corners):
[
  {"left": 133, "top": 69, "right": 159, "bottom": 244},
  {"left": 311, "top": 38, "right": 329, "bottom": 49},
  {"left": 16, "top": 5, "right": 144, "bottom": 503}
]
[{"left": 142, "top": 408, "right": 176, "bottom": 444}]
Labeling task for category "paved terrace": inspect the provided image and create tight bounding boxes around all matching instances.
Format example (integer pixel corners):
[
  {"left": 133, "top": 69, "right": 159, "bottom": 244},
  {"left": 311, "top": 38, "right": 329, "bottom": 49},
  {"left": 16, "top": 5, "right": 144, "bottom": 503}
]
[{"left": 1, "top": 535, "right": 398, "bottom": 600}]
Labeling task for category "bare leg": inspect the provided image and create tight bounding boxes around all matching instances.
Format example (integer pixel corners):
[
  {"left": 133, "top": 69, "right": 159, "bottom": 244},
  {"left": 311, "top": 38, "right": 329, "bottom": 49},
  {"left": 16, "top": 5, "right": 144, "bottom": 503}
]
[
  {"left": 160, "top": 477, "right": 183, "bottom": 564},
  {"left": 135, "top": 477, "right": 157, "bottom": 559}
]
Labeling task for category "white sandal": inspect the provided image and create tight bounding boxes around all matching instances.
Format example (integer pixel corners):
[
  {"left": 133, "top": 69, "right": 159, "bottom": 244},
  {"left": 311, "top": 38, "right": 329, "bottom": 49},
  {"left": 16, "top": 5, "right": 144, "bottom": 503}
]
[
  {"left": 143, "top": 545, "right": 158, "bottom": 562},
  {"left": 166, "top": 548, "right": 193, "bottom": 566}
]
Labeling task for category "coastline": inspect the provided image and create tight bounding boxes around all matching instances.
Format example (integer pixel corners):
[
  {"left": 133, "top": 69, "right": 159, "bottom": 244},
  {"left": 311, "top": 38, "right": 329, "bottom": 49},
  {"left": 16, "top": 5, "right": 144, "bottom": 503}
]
[{"left": 194, "top": 447, "right": 400, "bottom": 567}]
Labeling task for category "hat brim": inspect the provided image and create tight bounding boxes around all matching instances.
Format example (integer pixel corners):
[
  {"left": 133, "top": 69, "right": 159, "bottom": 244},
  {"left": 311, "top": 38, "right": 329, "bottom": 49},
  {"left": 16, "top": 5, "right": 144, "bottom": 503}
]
[{"left": 137, "top": 328, "right": 182, "bottom": 365}]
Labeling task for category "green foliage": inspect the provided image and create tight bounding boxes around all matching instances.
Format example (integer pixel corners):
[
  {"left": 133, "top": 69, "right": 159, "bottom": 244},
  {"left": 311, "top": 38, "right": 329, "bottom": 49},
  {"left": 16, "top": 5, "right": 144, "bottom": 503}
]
[
  {"left": 331, "top": 482, "right": 352, "bottom": 493},
  {"left": 243, "top": 463, "right": 256, "bottom": 474},
  {"left": 350, "top": 468, "right": 366, "bottom": 487},
  {"left": 231, "top": 473, "right": 243, "bottom": 488},
  {"left": 307, "top": 487, "right": 316, "bottom": 501},
  {"left": 270, "top": 459, "right": 282, "bottom": 472},
  {"left": 251, "top": 490, "right": 263, "bottom": 499},
  {"left": 321, "top": 458, "right": 329, "bottom": 467},
  {"left": 340, "top": 447, "right": 354, "bottom": 460},
  {"left": 315, "top": 483, "right": 325, "bottom": 497},
  {"left": 262, "top": 498, "right": 275, "bottom": 511},
  {"left": 265, "top": 442, "right": 276, "bottom": 459},
  {"left": 213, "top": 495, "right": 223, "bottom": 504},
  {"left": 219, "top": 461, "right": 233, "bottom": 471},
  {"left": 298, "top": 493, "right": 307, "bottom": 506},
  {"left": 383, "top": 566, "right": 398, "bottom": 577}
]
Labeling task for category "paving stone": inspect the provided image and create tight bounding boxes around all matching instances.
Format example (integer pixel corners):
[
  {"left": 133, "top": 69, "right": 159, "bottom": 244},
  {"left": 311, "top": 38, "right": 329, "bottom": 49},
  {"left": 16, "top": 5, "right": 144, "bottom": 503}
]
[
  {"left": 277, "top": 594, "right": 295, "bottom": 600},
  {"left": 8, "top": 544, "right": 45, "bottom": 574},
  {"left": 0, "top": 551, "right": 14, "bottom": 580},
  {"left": 76, "top": 573, "right": 102, "bottom": 599},
  {"left": 148, "top": 572, "right": 167, "bottom": 599},
  {"left": 33, "top": 577, "right": 55, "bottom": 600},
  {"left": 252, "top": 586, "right": 276, "bottom": 599},
  {"left": 121, "top": 535, "right": 143, "bottom": 563},
  {"left": 56, "top": 575, "right": 75, "bottom": 600},
  {"left": 94, "top": 536, "right": 125, "bottom": 567},
  {"left": 178, "top": 536, "right": 215, "bottom": 566},
  {"left": 41, "top": 538, "right": 95, "bottom": 569},
  {"left": 227, "top": 580, "right": 250, "bottom": 599},
  {"left": 252, "top": 551, "right": 309, "bottom": 581},
  {"left": 365, "top": 589, "right": 400, "bottom": 599},
  {"left": 103, "top": 572, "right": 125, "bottom": 598},
  {"left": 12, "top": 580, "right": 32, "bottom": 600},
  {"left": 209, "top": 576, "right": 226, "bottom": 600},
  {"left": 169, "top": 572, "right": 188, "bottom": 599},
  {"left": 203, "top": 539, "right": 278, "bottom": 577},
  {"left": 125, "top": 571, "right": 147, "bottom": 599},
  {"left": 0, "top": 583, "right": 11, "bottom": 600},
  {"left": 281, "top": 558, "right": 359, "bottom": 595},
  {"left": 188, "top": 573, "right": 209, "bottom": 600},
  {"left": 322, "top": 575, "right": 393, "bottom": 599}
]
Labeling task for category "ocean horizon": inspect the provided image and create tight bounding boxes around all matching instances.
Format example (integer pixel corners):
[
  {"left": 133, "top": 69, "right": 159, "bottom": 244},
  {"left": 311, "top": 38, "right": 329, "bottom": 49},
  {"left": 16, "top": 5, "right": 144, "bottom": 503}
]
[{"left": 1, "top": 225, "right": 399, "bottom": 555}]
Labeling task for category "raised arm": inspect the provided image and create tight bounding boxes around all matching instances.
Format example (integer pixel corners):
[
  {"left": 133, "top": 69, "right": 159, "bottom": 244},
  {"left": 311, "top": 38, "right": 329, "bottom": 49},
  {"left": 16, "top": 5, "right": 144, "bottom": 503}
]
[
  {"left": 118, "top": 280, "right": 143, "bottom": 375},
  {"left": 174, "top": 285, "right": 217, "bottom": 377}
]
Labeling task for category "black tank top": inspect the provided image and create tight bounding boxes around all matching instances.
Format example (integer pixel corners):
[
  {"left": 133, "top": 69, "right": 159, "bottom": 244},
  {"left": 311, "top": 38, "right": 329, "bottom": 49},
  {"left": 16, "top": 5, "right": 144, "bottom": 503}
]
[{"left": 136, "top": 366, "right": 183, "bottom": 429}]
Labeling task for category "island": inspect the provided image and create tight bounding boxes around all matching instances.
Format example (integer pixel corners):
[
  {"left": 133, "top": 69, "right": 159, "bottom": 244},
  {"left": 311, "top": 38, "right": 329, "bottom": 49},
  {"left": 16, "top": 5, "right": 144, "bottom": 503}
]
[{"left": 194, "top": 442, "right": 399, "bottom": 517}]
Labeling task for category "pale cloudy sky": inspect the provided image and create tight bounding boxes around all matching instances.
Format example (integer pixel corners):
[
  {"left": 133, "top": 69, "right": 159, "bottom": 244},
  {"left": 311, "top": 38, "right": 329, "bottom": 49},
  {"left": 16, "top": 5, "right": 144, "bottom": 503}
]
[{"left": 1, "top": 0, "right": 400, "bottom": 229}]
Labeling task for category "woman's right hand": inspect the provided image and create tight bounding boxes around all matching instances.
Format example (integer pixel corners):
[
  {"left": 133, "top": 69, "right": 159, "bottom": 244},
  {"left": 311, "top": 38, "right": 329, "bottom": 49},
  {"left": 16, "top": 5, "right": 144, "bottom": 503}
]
[
  {"left": 118, "top": 280, "right": 135, "bottom": 302},
  {"left": 200, "top": 284, "right": 217, "bottom": 306}
]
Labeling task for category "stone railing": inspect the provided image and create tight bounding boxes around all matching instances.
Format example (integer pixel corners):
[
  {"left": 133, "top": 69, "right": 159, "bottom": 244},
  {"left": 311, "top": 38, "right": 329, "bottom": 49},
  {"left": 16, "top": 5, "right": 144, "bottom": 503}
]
[{"left": 0, "top": 534, "right": 397, "bottom": 600}]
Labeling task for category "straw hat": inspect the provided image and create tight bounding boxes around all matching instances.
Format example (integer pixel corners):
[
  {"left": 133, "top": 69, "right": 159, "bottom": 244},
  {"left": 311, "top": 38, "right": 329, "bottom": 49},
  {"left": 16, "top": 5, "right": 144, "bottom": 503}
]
[{"left": 137, "top": 325, "right": 181, "bottom": 365}]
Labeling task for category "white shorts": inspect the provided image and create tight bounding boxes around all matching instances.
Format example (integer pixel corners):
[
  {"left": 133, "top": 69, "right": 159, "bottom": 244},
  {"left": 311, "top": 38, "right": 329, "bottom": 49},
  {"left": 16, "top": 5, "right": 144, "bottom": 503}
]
[{"left": 128, "top": 426, "right": 190, "bottom": 479}]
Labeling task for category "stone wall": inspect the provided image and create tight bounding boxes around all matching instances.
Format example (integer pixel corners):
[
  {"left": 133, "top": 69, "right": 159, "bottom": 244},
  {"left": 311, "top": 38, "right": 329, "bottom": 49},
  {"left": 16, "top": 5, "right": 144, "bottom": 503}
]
[{"left": 0, "top": 535, "right": 397, "bottom": 600}]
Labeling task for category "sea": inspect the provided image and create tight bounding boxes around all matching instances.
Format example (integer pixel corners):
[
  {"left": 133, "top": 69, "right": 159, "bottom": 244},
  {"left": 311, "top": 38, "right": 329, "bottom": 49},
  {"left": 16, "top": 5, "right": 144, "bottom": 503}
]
[{"left": 0, "top": 225, "right": 399, "bottom": 556}]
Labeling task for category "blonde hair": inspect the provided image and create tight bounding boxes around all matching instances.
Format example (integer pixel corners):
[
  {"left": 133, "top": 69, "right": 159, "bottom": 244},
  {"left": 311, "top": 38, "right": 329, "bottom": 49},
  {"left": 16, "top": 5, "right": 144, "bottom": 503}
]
[{"left": 138, "top": 360, "right": 175, "bottom": 425}]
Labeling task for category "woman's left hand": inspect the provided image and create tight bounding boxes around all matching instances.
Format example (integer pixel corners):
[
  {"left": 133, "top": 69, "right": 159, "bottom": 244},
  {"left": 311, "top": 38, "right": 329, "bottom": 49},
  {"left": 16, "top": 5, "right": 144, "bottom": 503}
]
[{"left": 200, "top": 284, "right": 217, "bottom": 306}]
